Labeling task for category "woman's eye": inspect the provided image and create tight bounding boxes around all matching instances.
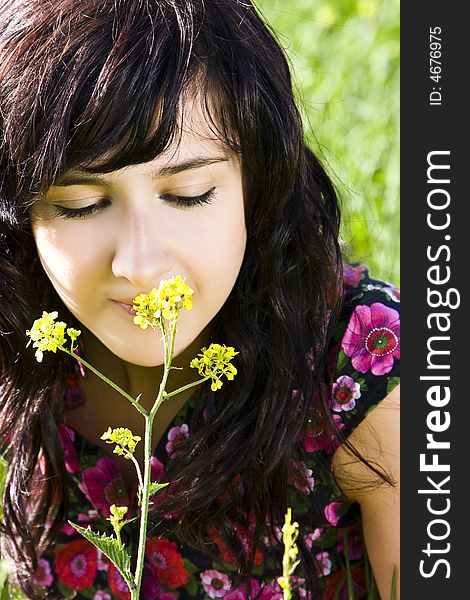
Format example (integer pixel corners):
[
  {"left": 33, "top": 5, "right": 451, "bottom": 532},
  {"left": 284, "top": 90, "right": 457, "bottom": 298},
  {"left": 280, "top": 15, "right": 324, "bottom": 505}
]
[
  {"left": 162, "top": 187, "right": 216, "bottom": 208},
  {"left": 51, "top": 187, "right": 216, "bottom": 219},
  {"left": 52, "top": 198, "right": 111, "bottom": 220}
]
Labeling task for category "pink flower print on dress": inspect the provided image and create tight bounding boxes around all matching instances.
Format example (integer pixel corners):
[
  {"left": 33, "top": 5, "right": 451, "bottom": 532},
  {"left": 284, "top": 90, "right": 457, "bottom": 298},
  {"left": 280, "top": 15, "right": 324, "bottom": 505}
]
[
  {"left": 151, "top": 455, "right": 165, "bottom": 481},
  {"left": 141, "top": 564, "right": 178, "bottom": 600},
  {"left": 200, "top": 570, "right": 232, "bottom": 598},
  {"left": 108, "top": 562, "right": 130, "bottom": 600},
  {"left": 288, "top": 459, "right": 315, "bottom": 494},
  {"left": 54, "top": 540, "right": 98, "bottom": 591},
  {"left": 58, "top": 423, "right": 80, "bottom": 474},
  {"left": 302, "top": 407, "right": 344, "bottom": 455},
  {"left": 225, "top": 580, "right": 261, "bottom": 600},
  {"left": 33, "top": 558, "right": 54, "bottom": 587},
  {"left": 97, "top": 550, "right": 110, "bottom": 572},
  {"left": 79, "top": 457, "right": 129, "bottom": 518},
  {"left": 343, "top": 263, "right": 367, "bottom": 287},
  {"left": 331, "top": 375, "right": 361, "bottom": 412},
  {"left": 341, "top": 302, "right": 400, "bottom": 376},
  {"left": 60, "top": 522, "right": 76, "bottom": 536},
  {"left": 165, "top": 423, "right": 189, "bottom": 457},
  {"left": 315, "top": 551, "right": 332, "bottom": 577},
  {"left": 93, "top": 593, "right": 112, "bottom": 600},
  {"left": 304, "top": 528, "right": 323, "bottom": 550},
  {"left": 259, "top": 579, "right": 283, "bottom": 600},
  {"left": 324, "top": 501, "right": 343, "bottom": 526},
  {"left": 145, "top": 537, "right": 189, "bottom": 588}
]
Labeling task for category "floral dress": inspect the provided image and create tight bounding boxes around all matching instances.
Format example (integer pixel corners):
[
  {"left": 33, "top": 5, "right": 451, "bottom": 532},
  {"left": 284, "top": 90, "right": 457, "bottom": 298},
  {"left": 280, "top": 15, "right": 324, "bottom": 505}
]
[{"left": 32, "top": 264, "right": 400, "bottom": 600}]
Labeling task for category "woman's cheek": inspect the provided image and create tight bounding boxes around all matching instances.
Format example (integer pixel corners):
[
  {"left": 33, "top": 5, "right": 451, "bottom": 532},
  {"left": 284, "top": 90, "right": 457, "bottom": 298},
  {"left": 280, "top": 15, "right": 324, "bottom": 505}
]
[{"left": 34, "top": 222, "right": 110, "bottom": 292}]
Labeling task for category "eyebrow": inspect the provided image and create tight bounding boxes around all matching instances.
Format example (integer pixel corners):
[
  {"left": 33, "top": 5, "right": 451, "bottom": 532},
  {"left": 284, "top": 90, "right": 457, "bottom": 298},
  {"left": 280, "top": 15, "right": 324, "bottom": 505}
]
[{"left": 54, "top": 156, "right": 230, "bottom": 187}]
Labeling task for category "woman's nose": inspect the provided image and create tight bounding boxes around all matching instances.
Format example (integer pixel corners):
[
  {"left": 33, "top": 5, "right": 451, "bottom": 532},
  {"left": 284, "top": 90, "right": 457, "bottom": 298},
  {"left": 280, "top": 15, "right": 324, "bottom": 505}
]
[{"left": 111, "top": 201, "right": 173, "bottom": 288}]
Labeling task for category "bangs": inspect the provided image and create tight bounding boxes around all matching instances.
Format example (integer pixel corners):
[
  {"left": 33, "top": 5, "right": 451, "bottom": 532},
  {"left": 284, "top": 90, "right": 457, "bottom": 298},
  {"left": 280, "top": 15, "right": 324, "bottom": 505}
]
[
  {"left": 62, "top": 70, "right": 242, "bottom": 178},
  {"left": 1, "top": 0, "right": 245, "bottom": 211}
]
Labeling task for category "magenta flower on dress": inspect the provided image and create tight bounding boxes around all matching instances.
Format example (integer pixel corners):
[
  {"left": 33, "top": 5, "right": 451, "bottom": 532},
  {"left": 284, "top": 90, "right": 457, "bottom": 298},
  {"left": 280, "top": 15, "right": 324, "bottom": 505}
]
[
  {"left": 200, "top": 570, "right": 232, "bottom": 598},
  {"left": 141, "top": 564, "right": 177, "bottom": 600},
  {"left": 304, "top": 528, "right": 323, "bottom": 550},
  {"left": 341, "top": 302, "right": 400, "bottom": 375},
  {"left": 79, "top": 457, "right": 129, "bottom": 518},
  {"left": 302, "top": 407, "right": 344, "bottom": 455},
  {"left": 343, "top": 264, "right": 366, "bottom": 287},
  {"left": 225, "top": 580, "right": 260, "bottom": 600},
  {"left": 259, "top": 579, "right": 283, "bottom": 600},
  {"left": 33, "top": 558, "right": 54, "bottom": 587},
  {"left": 315, "top": 551, "right": 332, "bottom": 577},
  {"left": 151, "top": 456, "right": 165, "bottom": 482},
  {"left": 93, "top": 592, "right": 112, "bottom": 600},
  {"left": 324, "top": 501, "right": 343, "bottom": 526},
  {"left": 331, "top": 375, "right": 361, "bottom": 412},
  {"left": 165, "top": 424, "right": 189, "bottom": 457}
]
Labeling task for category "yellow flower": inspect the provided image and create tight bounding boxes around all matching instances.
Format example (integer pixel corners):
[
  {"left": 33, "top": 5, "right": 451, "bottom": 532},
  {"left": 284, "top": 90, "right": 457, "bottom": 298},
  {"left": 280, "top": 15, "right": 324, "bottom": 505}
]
[
  {"left": 26, "top": 311, "right": 70, "bottom": 362},
  {"left": 133, "top": 275, "right": 194, "bottom": 330},
  {"left": 190, "top": 343, "right": 238, "bottom": 391},
  {"left": 278, "top": 508, "right": 300, "bottom": 596},
  {"left": 107, "top": 504, "right": 129, "bottom": 539},
  {"left": 101, "top": 427, "right": 142, "bottom": 458}
]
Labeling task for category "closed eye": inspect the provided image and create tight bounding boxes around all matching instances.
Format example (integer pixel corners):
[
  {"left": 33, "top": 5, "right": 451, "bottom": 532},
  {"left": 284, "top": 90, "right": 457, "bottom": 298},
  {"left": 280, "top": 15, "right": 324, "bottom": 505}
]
[
  {"left": 52, "top": 188, "right": 216, "bottom": 219},
  {"left": 161, "top": 187, "right": 216, "bottom": 208},
  {"left": 52, "top": 198, "right": 111, "bottom": 219}
]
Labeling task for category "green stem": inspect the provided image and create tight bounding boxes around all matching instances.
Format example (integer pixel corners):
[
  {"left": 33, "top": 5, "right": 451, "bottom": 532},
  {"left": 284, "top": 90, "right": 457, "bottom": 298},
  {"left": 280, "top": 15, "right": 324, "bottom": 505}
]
[
  {"left": 343, "top": 532, "right": 355, "bottom": 600},
  {"left": 62, "top": 348, "right": 148, "bottom": 418},
  {"left": 150, "top": 323, "right": 176, "bottom": 420},
  {"left": 132, "top": 411, "right": 155, "bottom": 598},
  {"left": 163, "top": 377, "right": 209, "bottom": 400},
  {"left": 127, "top": 453, "right": 144, "bottom": 495},
  {"left": 132, "top": 321, "right": 176, "bottom": 596}
]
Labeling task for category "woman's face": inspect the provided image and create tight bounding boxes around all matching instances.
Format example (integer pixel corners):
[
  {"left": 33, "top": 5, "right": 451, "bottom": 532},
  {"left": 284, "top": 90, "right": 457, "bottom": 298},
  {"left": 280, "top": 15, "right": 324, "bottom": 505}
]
[{"left": 31, "top": 101, "right": 247, "bottom": 367}]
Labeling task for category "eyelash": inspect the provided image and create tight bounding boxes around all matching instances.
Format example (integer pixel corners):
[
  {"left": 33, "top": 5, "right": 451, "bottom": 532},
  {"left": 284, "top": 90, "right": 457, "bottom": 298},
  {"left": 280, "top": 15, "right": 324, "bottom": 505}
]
[{"left": 53, "top": 188, "right": 217, "bottom": 220}]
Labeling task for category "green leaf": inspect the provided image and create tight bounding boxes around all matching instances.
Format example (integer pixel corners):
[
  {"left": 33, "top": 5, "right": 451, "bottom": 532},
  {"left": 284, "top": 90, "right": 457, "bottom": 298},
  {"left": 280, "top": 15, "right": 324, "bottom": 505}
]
[
  {"left": 390, "top": 567, "right": 397, "bottom": 600},
  {"left": 335, "top": 349, "right": 349, "bottom": 371},
  {"left": 57, "top": 582, "right": 77, "bottom": 599},
  {"left": 0, "top": 577, "right": 27, "bottom": 600},
  {"left": 387, "top": 377, "right": 400, "bottom": 395},
  {"left": 185, "top": 574, "right": 199, "bottom": 596},
  {"left": 183, "top": 559, "right": 199, "bottom": 575},
  {"left": 149, "top": 482, "right": 169, "bottom": 496},
  {"left": 69, "top": 522, "right": 135, "bottom": 589}
]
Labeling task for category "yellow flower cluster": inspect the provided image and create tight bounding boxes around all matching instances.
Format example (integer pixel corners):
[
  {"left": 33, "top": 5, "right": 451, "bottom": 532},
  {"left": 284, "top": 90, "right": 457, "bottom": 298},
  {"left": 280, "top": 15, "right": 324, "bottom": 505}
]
[
  {"left": 190, "top": 344, "right": 238, "bottom": 391},
  {"left": 278, "top": 508, "right": 300, "bottom": 598},
  {"left": 108, "top": 504, "right": 128, "bottom": 530},
  {"left": 133, "top": 275, "right": 194, "bottom": 330},
  {"left": 26, "top": 311, "right": 81, "bottom": 362},
  {"left": 101, "top": 427, "right": 142, "bottom": 458}
]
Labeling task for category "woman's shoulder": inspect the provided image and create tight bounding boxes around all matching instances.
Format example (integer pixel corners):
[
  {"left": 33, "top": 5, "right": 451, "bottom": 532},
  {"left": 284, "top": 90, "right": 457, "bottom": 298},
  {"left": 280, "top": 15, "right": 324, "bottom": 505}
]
[{"left": 328, "top": 262, "right": 400, "bottom": 441}]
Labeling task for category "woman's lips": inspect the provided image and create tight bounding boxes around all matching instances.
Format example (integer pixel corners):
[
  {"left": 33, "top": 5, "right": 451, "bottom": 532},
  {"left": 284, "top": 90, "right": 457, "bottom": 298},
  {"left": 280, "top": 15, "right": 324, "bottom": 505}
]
[{"left": 112, "top": 300, "right": 136, "bottom": 316}]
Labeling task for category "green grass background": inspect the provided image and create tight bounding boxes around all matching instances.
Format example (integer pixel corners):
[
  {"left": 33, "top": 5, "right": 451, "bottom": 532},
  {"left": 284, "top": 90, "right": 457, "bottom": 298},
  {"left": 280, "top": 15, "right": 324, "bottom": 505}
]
[{"left": 257, "top": 0, "right": 400, "bottom": 285}]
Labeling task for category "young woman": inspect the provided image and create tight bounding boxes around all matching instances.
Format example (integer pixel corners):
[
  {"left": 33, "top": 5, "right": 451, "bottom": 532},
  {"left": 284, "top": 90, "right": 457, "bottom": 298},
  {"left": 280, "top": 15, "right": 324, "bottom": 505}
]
[{"left": 0, "top": 1, "right": 400, "bottom": 598}]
